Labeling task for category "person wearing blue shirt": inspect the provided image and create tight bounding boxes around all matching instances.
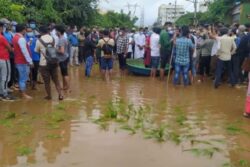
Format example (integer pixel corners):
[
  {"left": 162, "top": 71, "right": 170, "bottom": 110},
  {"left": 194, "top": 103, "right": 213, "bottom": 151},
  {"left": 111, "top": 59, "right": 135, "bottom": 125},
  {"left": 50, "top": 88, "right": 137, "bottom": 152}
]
[
  {"left": 26, "top": 27, "right": 40, "bottom": 90},
  {"left": 68, "top": 27, "right": 79, "bottom": 66},
  {"left": 3, "top": 25, "right": 17, "bottom": 89},
  {"left": 173, "top": 26, "right": 194, "bottom": 86}
]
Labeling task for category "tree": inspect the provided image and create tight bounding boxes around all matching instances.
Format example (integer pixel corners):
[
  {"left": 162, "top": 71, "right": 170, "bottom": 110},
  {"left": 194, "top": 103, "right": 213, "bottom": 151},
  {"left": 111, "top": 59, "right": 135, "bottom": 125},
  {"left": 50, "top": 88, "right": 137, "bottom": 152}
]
[{"left": 0, "top": 0, "right": 25, "bottom": 22}]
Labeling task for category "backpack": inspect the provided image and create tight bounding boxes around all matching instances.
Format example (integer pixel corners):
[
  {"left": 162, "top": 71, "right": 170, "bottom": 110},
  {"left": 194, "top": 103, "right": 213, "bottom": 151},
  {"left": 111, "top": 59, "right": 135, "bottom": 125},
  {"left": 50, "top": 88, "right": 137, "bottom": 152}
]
[
  {"left": 101, "top": 38, "right": 113, "bottom": 56},
  {"left": 39, "top": 38, "right": 58, "bottom": 64}
]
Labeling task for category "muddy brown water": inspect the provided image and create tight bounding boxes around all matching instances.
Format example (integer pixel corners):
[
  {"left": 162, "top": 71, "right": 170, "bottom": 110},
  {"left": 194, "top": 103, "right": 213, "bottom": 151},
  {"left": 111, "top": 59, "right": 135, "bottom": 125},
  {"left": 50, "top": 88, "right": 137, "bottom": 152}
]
[{"left": 0, "top": 65, "right": 249, "bottom": 167}]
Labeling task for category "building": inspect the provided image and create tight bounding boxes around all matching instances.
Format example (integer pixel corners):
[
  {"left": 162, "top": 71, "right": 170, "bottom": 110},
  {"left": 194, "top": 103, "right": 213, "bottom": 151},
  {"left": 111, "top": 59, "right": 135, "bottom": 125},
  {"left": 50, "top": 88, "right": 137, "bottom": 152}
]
[
  {"left": 157, "top": 4, "right": 185, "bottom": 25},
  {"left": 231, "top": 1, "right": 250, "bottom": 24}
]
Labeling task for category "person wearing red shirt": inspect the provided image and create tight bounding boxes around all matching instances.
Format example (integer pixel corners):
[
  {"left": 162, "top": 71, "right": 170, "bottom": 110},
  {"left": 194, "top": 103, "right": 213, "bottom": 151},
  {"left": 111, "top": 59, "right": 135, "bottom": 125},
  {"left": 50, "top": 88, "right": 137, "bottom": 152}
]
[
  {"left": 12, "top": 24, "right": 34, "bottom": 99},
  {"left": 0, "top": 22, "right": 15, "bottom": 101}
]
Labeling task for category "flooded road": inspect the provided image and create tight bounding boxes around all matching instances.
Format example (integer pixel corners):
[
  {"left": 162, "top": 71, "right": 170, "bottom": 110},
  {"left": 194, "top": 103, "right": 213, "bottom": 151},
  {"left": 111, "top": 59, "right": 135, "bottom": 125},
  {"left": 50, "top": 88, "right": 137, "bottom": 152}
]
[{"left": 0, "top": 64, "right": 249, "bottom": 167}]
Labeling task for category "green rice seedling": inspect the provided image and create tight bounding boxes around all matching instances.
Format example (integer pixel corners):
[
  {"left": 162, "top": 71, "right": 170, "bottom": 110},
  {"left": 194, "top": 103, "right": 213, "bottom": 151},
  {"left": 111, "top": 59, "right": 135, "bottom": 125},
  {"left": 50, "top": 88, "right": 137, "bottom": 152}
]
[
  {"left": 0, "top": 119, "right": 13, "bottom": 128},
  {"left": 55, "top": 103, "right": 66, "bottom": 111},
  {"left": 168, "top": 131, "right": 181, "bottom": 145},
  {"left": 226, "top": 123, "right": 242, "bottom": 135},
  {"left": 89, "top": 95, "right": 96, "bottom": 99},
  {"left": 104, "top": 102, "right": 118, "bottom": 119},
  {"left": 4, "top": 112, "right": 16, "bottom": 119},
  {"left": 239, "top": 160, "right": 250, "bottom": 167},
  {"left": 49, "top": 111, "right": 70, "bottom": 123},
  {"left": 190, "top": 140, "right": 212, "bottom": 146},
  {"left": 16, "top": 146, "right": 32, "bottom": 156},
  {"left": 184, "top": 147, "right": 222, "bottom": 158},
  {"left": 120, "top": 124, "right": 136, "bottom": 135},
  {"left": 144, "top": 125, "right": 167, "bottom": 142},
  {"left": 209, "top": 138, "right": 226, "bottom": 144},
  {"left": 222, "top": 162, "right": 235, "bottom": 167},
  {"left": 46, "top": 134, "right": 62, "bottom": 139},
  {"left": 175, "top": 114, "right": 187, "bottom": 126}
]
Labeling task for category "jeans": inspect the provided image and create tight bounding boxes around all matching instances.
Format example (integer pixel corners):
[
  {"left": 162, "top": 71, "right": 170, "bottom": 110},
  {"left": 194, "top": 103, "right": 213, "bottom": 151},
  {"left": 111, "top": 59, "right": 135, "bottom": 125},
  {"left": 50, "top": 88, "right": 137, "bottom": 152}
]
[
  {"left": 85, "top": 56, "right": 94, "bottom": 77},
  {"left": 214, "top": 59, "right": 235, "bottom": 87},
  {"left": 174, "top": 63, "right": 190, "bottom": 86},
  {"left": 0, "top": 60, "right": 11, "bottom": 96},
  {"left": 16, "top": 64, "right": 30, "bottom": 91}
]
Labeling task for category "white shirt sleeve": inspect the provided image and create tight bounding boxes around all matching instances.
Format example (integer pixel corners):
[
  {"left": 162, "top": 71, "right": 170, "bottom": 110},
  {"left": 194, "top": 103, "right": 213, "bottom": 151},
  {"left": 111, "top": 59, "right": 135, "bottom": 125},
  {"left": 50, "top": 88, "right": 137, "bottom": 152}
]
[{"left": 18, "top": 37, "right": 33, "bottom": 64}]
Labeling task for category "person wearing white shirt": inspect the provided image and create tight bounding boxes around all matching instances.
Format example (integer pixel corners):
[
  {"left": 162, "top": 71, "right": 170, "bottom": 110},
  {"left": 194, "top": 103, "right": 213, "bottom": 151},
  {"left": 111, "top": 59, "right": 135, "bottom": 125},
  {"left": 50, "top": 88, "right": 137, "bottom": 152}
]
[
  {"left": 150, "top": 27, "right": 161, "bottom": 78},
  {"left": 134, "top": 28, "right": 146, "bottom": 59}
]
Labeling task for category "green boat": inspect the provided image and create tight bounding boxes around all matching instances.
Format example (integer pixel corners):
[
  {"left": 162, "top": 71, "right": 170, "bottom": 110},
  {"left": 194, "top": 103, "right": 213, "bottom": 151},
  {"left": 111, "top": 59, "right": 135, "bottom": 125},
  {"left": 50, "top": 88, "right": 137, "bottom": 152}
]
[{"left": 126, "top": 59, "right": 170, "bottom": 76}]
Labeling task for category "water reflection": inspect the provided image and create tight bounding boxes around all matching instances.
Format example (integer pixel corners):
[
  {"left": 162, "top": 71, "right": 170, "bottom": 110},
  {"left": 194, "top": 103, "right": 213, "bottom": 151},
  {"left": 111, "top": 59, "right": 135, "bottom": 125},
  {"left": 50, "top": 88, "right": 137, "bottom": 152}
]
[{"left": 0, "top": 67, "right": 249, "bottom": 167}]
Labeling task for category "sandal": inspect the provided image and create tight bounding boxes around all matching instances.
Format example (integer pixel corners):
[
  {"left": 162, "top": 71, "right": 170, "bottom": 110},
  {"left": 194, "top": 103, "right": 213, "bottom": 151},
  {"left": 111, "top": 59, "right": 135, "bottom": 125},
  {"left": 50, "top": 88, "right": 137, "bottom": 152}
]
[
  {"left": 59, "top": 95, "right": 64, "bottom": 101},
  {"left": 243, "top": 113, "right": 250, "bottom": 118}
]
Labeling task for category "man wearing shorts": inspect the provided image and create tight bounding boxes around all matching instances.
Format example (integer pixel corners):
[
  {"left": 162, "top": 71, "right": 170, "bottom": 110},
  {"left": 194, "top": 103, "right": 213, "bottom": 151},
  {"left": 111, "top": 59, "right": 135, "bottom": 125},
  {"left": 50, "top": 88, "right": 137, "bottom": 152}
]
[{"left": 97, "top": 29, "right": 115, "bottom": 81}]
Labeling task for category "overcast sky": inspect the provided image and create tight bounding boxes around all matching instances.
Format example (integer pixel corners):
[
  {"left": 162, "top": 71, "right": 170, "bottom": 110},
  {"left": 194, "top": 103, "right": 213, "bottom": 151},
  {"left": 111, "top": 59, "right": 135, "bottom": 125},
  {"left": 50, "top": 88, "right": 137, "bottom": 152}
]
[{"left": 99, "top": 0, "right": 195, "bottom": 26}]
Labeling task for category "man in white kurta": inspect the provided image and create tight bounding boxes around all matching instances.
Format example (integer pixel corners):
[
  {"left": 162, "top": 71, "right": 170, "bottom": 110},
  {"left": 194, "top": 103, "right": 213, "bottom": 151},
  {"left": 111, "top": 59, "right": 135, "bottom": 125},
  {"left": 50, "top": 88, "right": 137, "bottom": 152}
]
[{"left": 134, "top": 29, "right": 146, "bottom": 59}]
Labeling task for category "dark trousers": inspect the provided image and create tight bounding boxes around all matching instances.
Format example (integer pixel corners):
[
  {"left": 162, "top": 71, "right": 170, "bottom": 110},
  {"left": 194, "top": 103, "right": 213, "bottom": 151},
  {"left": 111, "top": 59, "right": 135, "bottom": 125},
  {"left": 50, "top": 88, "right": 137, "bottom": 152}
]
[
  {"left": 199, "top": 56, "right": 211, "bottom": 76},
  {"left": 8, "top": 57, "right": 17, "bottom": 87},
  {"left": 79, "top": 46, "right": 85, "bottom": 63},
  {"left": 32, "top": 61, "right": 39, "bottom": 82},
  {"left": 214, "top": 59, "right": 235, "bottom": 87},
  {"left": 40, "top": 65, "right": 61, "bottom": 97},
  {"left": 118, "top": 53, "right": 126, "bottom": 70},
  {"left": 231, "top": 54, "right": 240, "bottom": 84},
  {"left": 239, "top": 54, "right": 248, "bottom": 83}
]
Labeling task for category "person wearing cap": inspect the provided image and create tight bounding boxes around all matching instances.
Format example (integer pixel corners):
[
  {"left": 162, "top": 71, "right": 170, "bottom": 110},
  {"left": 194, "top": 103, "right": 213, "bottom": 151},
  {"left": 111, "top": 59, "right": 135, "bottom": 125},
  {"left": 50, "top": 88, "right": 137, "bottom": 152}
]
[
  {"left": 12, "top": 24, "right": 34, "bottom": 99},
  {"left": 0, "top": 22, "right": 16, "bottom": 101}
]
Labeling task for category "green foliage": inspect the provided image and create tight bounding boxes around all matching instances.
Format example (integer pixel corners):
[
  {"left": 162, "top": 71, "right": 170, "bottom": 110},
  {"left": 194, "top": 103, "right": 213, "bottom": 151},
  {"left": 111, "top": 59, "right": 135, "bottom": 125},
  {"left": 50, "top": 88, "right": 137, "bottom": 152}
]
[
  {"left": 91, "top": 11, "right": 138, "bottom": 28},
  {"left": 16, "top": 146, "right": 32, "bottom": 156},
  {"left": 176, "top": 0, "right": 236, "bottom": 25},
  {"left": 0, "top": 0, "right": 25, "bottom": 22}
]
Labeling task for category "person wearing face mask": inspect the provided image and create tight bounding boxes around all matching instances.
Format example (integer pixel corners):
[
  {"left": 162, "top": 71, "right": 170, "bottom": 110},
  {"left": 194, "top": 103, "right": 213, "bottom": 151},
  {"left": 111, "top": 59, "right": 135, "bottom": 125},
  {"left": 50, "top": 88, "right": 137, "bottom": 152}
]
[
  {"left": 0, "top": 22, "right": 16, "bottom": 101},
  {"left": 134, "top": 28, "right": 146, "bottom": 59},
  {"left": 77, "top": 27, "right": 85, "bottom": 64},
  {"left": 25, "top": 27, "right": 40, "bottom": 90},
  {"left": 12, "top": 24, "right": 34, "bottom": 99},
  {"left": 68, "top": 26, "right": 79, "bottom": 66},
  {"left": 159, "top": 22, "right": 171, "bottom": 80},
  {"left": 55, "top": 25, "right": 70, "bottom": 94}
]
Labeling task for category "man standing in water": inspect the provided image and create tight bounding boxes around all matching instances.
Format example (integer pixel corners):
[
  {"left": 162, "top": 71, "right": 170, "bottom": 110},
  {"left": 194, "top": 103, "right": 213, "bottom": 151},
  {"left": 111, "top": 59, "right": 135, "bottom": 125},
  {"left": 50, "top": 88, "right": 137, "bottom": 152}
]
[
  {"left": 173, "top": 26, "right": 194, "bottom": 86},
  {"left": 0, "top": 22, "right": 15, "bottom": 101},
  {"left": 116, "top": 27, "right": 129, "bottom": 76},
  {"left": 97, "top": 29, "right": 115, "bottom": 81},
  {"left": 35, "top": 26, "right": 63, "bottom": 100},
  {"left": 12, "top": 24, "right": 33, "bottom": 99},
  {"left": 55, "top": 25, "right": 70, "bottom": 95},
  {"left": 159, "top": 22, "right": 171, "bottom": 80},
  {"left": 134, "top": 28, "right": 145, "bottom": 59}
]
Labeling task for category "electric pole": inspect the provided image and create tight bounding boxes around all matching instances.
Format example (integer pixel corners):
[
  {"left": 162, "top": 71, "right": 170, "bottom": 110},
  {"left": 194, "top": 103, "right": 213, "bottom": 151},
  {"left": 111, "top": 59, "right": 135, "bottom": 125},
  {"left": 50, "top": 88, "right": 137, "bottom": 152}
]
[
  {"left": 140, "top": 6, "right": 145, "bottom": 27},
  {"left": 174, "top": 0, "right": 177, "bottom": 22},
  {"left": 186, "top": 0, "right": 198, "bottom": 26}
]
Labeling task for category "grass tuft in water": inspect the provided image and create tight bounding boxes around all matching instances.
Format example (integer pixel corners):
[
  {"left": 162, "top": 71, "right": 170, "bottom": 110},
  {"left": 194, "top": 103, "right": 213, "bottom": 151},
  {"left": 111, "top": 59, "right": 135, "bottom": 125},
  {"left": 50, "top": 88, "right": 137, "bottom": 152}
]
[
  {"left": 16, "top": 146, "right": 32, "bottom": 156},
  {"left": 144, "top": 125, "right": 167, "bottom": 142},
  {"left": 239, "top": 160, "right": 250, "bottom": 167},
  {"left": 55, "top": 103, "right": 66, "bottom": 111},
  {"left": 184, "top": 147, "right": 221, "bottom": 158},
  {"left": 4, "top": 112, "right": 16, "bottom": 119},
  {"left": 46, "top": 134, "right": 63, "bottom": 139}
]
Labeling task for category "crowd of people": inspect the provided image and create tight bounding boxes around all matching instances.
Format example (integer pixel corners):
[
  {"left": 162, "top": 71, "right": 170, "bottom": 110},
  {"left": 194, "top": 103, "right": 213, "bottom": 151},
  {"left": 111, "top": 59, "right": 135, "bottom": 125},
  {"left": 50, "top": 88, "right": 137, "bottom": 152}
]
[{"left": 0, "top": 19, "right": 250, "bottom": 118}]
